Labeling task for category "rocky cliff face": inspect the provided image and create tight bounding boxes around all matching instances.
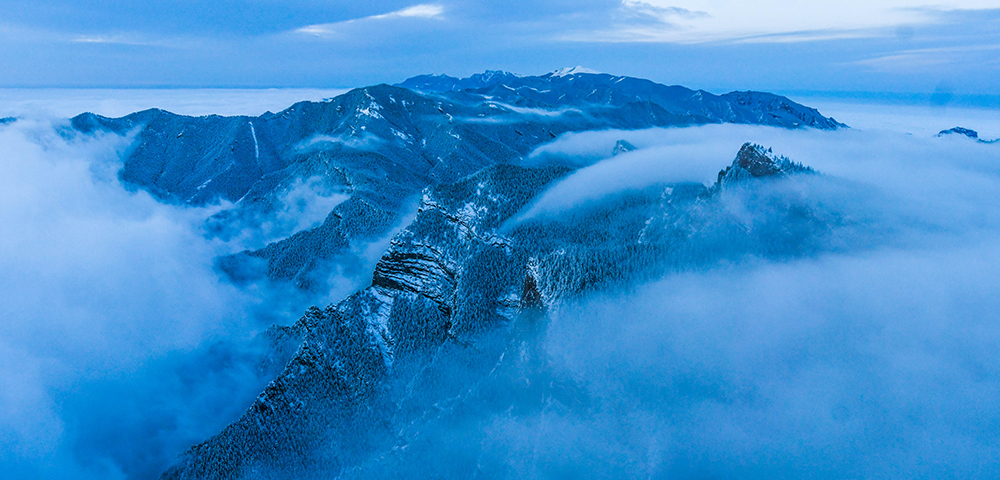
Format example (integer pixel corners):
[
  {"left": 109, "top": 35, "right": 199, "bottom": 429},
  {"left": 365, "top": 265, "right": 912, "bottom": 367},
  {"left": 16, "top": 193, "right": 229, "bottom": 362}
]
[{"left": 161, "top": 143, "right": 857, "bottom": 479}]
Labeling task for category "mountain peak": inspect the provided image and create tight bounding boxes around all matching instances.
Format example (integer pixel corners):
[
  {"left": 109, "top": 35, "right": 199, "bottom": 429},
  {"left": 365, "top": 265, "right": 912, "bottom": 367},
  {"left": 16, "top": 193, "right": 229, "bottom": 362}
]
[
  {"left": 937, "top": 126, "right": 998, "bottom": 143},
  {"left": 398, "top": 70, "right": 520, "bottom": 92},
  {"left": 612, "top": 139, "right": 637, "bottom": 156},
  {"left": 548, "top": 66, "right": 601, "bottom": 77},
  {"left": 716, "top": 143, "right": 814, "bottom": 188},
  {"left": 938, "top": 126, "right": 979, "bottom": 139},
  {"left": 734, "top": 143, "right": 783, "bottom": 177},
  {"left": 473, "top": 70, "right": 519, "bottom": 81}
]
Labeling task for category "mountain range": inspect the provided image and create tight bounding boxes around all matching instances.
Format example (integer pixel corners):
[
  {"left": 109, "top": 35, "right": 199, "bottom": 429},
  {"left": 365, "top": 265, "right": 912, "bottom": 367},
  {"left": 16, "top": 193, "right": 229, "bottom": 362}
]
[
  {"left": 70, "top": 69, "right": 844, "bottom": 294},
  {"left": 66, "top": 69, "right": 855, "bottom": 479}
]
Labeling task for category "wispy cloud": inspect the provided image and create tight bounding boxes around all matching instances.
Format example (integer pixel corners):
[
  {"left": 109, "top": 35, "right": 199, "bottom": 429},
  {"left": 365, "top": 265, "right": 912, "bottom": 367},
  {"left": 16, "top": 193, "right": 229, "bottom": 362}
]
[
  {"left": 616, "top": 1, "right": 708, "bottom": 25},
  {"left": 73, "top": 35, "right": 124, "bottom": 44},
  {"left": 371, "top": 4, "right": 444, "bottom": 20},
  {"left": 69, "top": 34, "right": 177, "bottom": 47},
  {"left": 0, "top": 22, "right": 170, "bottom": 48},
  {"left": 295, "top": 3, "right": 444, "bottom": 38},
  {"left": 559, "top": 0, "right": 998, "bottom": 44},
  {"left": 855, "top": 43, "right": 1000, "bottom": 71}
]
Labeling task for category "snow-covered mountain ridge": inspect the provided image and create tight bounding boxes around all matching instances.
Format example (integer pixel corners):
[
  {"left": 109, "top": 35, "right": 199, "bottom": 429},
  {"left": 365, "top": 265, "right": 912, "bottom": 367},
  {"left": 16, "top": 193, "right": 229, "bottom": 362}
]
[{"left": 70, "top": 71, "right": 844, "bottom": 297}]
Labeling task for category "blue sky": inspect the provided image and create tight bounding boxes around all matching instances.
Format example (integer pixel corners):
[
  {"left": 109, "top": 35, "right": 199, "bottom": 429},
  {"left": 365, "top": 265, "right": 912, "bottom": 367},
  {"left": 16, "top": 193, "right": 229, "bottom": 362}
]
[{"left": 1, "top": 1, "right": 998, "bottom": 96}]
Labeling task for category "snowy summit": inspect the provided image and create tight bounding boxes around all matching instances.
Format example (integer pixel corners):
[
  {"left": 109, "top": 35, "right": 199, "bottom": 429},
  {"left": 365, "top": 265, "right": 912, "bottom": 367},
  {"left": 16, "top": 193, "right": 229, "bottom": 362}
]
[{"left": 548, "top": 66, "right": 601, "bottom": 77}]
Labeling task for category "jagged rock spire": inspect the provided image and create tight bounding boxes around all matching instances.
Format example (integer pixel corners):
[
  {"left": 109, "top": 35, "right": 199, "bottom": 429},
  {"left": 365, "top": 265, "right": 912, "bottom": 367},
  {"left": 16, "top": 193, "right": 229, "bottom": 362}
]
[
  {"left": 612, "top": 139, "right": 637, "bottom": 156},
  {"left": 715, "top": 143, "right": 814, "bottom": 188}
]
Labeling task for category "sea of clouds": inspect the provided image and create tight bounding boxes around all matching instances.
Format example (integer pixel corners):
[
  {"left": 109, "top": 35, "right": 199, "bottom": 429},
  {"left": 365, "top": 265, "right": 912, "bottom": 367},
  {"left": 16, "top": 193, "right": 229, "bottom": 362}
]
[{"left": 1, "top": 90, "right": 999, "bottom": 479}]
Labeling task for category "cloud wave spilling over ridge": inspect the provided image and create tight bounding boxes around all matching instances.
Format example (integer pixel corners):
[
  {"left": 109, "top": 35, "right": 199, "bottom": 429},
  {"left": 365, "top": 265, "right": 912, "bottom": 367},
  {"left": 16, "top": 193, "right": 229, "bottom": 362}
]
[{"left": 468, "top": 112, "right": 1000, "bottom": 478}]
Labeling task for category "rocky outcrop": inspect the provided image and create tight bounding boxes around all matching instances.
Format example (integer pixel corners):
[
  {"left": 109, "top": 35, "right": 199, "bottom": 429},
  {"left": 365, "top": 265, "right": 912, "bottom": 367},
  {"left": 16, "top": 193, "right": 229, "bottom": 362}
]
[
  {"left": 937, "top": 126, "right": 997, "bottom": 143},
  {"left": 715, "top": 142, "right": 814, "bottom": 189},
  {"left": 612, "top": 139, "right": 637, "bottom": 156}
]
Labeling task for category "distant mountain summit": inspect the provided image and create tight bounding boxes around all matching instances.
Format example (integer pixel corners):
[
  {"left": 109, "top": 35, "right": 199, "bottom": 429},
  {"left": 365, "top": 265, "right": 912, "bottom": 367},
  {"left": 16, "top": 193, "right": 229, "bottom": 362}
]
[
  {"left": 396, "top": 70, "right": 521, "bottom": 92},
  {"left": 397, "top": 67, "right": 603, "bottom": 92},
  {"left": 546, "top": 66, "right": 602, "bottom": 77},
  {"left": 937, "top": 126, "right": 997, "bottom": 143},
  {"left": 938, "top": 126, "right": 980, "bottom": 139},
  {"left": 398, "top": 69, "right": 846, "bottom": 130}
]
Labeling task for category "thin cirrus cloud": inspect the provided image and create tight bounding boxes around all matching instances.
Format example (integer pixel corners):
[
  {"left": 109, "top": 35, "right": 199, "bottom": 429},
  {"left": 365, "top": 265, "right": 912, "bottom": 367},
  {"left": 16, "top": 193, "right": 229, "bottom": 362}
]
[
  {"left": 559, "top": 0, "right": 1000, "bottom": 44},
  {"left": 295, "top": 3, "right": 445, "bottom": 37},
  {"left": 854, "top": 43, "right": 1000, "bottom": 72},
  {"left": 69, "top": 34, "right": 181, "bottom": 47}
]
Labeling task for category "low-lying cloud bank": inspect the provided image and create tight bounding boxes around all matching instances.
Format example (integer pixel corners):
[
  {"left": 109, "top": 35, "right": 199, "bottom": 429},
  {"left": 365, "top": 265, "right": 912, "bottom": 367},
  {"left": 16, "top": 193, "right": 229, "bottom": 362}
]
[
  {"left": 0, "top": 110, "right": 412, "bottom": 479},
  {"left": 0, "top": 118, "right": 287, "bottom": 479},
  {"left": 479, "top": 120, "right": 1000, "bottom": 478},
  {"left": 537, "top": 239, "right": 1000, "bottom": 478}
]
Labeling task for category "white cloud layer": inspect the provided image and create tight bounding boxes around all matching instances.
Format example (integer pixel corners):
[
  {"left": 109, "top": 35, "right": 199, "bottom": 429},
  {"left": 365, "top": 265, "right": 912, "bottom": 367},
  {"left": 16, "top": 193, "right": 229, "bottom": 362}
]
[
  {"left": 539, "top": 235, "right": 1000, "bottom": 477},
  {"left": 0, "top": 118, "right": 260, "bottom": 478},
  {"left": 372, "top": 4, "right": 445, "bottom": 19},
  {"left": 518, "top": 103, "right": 1000, "bottom": 226}
]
